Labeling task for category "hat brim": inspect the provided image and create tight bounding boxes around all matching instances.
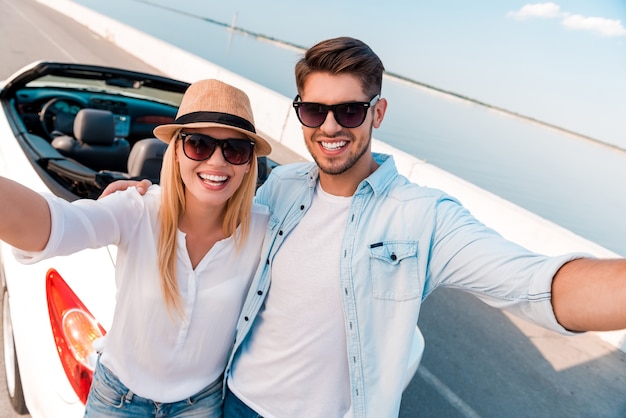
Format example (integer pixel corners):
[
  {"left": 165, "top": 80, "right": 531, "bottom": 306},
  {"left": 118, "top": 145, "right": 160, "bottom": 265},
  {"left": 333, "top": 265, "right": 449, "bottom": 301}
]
[{"left": 153, "top": 122, "right": 272, "bottom": 157}]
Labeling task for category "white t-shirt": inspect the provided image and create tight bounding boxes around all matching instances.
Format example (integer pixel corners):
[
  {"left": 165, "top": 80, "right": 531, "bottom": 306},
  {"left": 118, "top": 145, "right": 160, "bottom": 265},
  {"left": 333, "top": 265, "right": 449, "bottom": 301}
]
[
  {"left": 230, "top": 183, "right": 352, "bottom": 417},
  {"left": 14, "top": 186, "right": 269, "bottom": 402}
]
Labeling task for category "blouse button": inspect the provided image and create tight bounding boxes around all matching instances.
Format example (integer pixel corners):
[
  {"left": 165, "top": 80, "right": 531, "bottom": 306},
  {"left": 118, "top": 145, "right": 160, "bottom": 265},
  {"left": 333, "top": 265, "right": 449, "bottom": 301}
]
[{"left": 390, "top": 253, "right": 397, "bottom": 261}]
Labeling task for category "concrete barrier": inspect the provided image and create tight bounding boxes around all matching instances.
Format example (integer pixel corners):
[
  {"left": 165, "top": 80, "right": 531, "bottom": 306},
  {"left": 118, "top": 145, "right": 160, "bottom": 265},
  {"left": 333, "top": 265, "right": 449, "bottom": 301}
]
[{"left": 37, "top": 0, "right": 625, "bottom": 352}]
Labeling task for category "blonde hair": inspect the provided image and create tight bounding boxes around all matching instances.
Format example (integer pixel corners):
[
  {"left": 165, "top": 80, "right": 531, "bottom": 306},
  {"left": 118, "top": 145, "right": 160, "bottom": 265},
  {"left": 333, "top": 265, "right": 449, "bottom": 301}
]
[{"left": 157, "top": 133, "right": 259, "bottom": 315}]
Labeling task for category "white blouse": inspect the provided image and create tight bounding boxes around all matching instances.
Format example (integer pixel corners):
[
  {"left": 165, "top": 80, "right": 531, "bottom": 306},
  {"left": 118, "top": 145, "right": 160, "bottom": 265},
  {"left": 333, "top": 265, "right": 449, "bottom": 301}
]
[{"left": 14, "top": 186, "right": 269, "bottom": 402}]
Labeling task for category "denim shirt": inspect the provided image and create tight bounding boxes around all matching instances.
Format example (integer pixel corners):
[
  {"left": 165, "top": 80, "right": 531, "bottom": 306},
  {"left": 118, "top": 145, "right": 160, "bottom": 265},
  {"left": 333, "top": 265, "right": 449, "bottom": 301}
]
[{"left": 226, "top": 153, "right": 581, "bottom": 417}]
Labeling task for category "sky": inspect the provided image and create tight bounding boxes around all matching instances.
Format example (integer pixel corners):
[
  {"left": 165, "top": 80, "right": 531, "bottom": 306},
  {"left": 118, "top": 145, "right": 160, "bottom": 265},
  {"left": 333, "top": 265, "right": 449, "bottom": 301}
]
[{"left": 179, "top": 0, "right": 626, "bottom": 149}]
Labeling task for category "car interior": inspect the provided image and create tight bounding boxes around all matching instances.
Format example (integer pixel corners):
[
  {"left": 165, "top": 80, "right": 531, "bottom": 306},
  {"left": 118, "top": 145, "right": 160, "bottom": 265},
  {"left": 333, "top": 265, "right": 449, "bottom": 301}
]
[{"left": 6, "top": 84, "right": 274, "bottom": 201}]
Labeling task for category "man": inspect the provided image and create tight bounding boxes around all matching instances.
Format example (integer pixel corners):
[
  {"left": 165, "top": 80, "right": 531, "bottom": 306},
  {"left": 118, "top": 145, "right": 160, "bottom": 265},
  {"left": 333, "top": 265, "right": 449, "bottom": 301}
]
[{"left": 107, "top": 37, "right": 626, "bottom": 417}]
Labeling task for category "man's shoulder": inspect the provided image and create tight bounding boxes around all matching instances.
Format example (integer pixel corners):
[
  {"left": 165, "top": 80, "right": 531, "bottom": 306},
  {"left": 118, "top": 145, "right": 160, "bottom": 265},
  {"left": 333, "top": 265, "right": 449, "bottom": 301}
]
[
  {"left": 270, "top": 161, "right": 315, "bottom": 178},
  {"left": 255, "top": 162, "right": 314, "bottom": 208},
  {"left": 386, "top": 174, "right": 452, "bottom": 202}
]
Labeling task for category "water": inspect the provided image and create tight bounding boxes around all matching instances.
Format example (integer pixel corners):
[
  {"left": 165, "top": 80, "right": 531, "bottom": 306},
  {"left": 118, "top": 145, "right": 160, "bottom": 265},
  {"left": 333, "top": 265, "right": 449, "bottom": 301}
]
[{"left": 74, "top": 0, "right": 626, "bottom": 256}]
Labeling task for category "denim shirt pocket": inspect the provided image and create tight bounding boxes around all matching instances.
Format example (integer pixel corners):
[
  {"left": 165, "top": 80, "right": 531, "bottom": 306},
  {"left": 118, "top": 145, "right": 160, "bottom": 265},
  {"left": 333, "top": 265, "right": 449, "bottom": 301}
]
[{"left": 369, "top": 241, "right": 420, "bottom": 301}]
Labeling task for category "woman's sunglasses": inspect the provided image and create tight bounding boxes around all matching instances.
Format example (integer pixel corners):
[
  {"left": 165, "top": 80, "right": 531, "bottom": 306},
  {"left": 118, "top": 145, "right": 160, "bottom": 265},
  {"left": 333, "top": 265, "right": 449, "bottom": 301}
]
[
  {"left": 292, "top": 94, "right": 379, "bottom": 128},
  {"left": 179, "top": 132, "right": 255, "bottom": 165}
]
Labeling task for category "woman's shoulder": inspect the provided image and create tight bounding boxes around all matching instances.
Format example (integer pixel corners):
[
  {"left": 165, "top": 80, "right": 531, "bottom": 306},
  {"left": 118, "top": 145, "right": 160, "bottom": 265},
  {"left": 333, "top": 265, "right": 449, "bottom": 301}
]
[
  {"left": 249, "top": 203, "right": 270, "bottom": 235},
  {"left": 98, "top": 185, "right": 161, "bottom": 222},
  {"left": 144, "top": 184, "right": 161, "bottom": 201}
]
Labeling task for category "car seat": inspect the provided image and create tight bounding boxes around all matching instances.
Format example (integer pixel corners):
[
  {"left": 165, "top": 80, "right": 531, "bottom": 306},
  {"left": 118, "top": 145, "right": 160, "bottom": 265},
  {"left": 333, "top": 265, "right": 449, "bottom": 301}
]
[
  {"left": 51, "top": 108, "right": 130, "bottom": 172},
  {"left": 127, "top": 137, "right": 168, "bottom": 183}
]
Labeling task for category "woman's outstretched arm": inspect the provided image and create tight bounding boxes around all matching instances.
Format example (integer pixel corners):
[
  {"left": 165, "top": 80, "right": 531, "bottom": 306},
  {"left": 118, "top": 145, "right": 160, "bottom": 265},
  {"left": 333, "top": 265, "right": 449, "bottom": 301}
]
[{"left": 0, "top": 177, "right": 51, "bottom": 251}]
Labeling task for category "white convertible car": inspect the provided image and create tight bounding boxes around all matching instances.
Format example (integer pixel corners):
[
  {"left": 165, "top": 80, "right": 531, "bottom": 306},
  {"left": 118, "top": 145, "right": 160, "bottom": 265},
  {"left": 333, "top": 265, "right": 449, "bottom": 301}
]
[{"left": 0, "top": 61, "right": 423, "bottom": 417}]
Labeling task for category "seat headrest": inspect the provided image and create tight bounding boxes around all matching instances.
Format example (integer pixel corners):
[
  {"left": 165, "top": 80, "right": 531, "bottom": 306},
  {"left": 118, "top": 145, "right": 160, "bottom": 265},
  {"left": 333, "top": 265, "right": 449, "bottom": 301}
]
[
  {"left": 74, "top": 109, "right": 116, "bottom": 145},
  {"left": 127, "top": 138, "right": 168, "bottom": 181}
]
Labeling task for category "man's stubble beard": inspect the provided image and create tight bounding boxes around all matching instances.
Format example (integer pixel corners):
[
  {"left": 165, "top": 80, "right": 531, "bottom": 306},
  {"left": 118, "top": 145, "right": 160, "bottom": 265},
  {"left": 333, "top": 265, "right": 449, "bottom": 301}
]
[{"left": 307, "top": 124, "right": 373, "bottom": 176}]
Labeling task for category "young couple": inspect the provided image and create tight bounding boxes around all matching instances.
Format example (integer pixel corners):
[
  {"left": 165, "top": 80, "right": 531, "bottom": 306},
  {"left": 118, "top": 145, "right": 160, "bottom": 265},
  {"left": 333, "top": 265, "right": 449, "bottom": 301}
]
[{"left": 3, "top": 36, "right": 626, "bottom": 418}]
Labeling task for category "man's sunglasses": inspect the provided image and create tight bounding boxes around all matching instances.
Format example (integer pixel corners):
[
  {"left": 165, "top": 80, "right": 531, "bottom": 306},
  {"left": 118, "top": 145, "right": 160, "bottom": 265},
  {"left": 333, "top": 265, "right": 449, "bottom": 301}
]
[
  {"left": 179, "top": 132, "right": 255, "bottom": 165},
  {"left": 292, "top": 94, "right": 379, "bottom": 128}
]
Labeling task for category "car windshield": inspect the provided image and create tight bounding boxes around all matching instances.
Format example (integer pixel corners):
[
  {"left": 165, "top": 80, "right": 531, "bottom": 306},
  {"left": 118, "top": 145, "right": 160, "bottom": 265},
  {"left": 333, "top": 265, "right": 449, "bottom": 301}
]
[{"left": 26, "top": 75, "right": 184, "bottom": 107}]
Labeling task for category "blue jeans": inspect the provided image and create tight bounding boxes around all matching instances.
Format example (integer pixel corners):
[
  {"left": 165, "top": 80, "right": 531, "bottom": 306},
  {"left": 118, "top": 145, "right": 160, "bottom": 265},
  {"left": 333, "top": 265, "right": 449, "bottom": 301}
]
[
  {"left": 223, "top": 386, "right": 262, "bottom": 418},
  {"left": 84, "top": 359, "right": 223, "bottom": 417}
]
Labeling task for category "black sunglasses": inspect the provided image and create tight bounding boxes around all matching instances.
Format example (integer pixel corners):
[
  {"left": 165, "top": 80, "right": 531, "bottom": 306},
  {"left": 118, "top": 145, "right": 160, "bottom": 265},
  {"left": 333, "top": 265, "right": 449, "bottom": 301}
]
[
  {"left": 292, "top": 94, "right": 379, "bottom": 128},
  {"left": 179, "top": 132, "right": 255, "bottom": 165}
]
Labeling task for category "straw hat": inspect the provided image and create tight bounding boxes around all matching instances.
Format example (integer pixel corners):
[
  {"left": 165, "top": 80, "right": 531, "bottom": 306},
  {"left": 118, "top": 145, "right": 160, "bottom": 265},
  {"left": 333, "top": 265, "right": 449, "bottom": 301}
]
[{"left": 153, "top": 79, "right": 272, "bottom": 156}]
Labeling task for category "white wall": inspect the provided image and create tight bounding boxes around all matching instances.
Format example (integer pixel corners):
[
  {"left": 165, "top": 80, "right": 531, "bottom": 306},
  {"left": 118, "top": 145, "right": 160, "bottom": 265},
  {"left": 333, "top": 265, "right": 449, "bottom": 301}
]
[{"left": 37, "top": 0, "right": 625, "bottom": 352}]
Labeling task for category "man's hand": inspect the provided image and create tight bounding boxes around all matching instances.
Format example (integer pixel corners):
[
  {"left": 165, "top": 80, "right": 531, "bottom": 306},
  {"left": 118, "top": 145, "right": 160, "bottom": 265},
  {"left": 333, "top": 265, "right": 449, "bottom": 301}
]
[
  {"left": 551, "top": 258, "right": 626, "bottom": 332},
  {"left": 99, "top": 179, "right": 153, "bottom": 199}
]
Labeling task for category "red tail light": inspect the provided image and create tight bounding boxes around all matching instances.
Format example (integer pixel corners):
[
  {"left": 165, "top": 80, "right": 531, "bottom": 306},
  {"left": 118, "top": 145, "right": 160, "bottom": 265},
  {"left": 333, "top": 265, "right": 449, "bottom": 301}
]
[{"left": 46, "top": 268, "right": 106, "bottom": 404}]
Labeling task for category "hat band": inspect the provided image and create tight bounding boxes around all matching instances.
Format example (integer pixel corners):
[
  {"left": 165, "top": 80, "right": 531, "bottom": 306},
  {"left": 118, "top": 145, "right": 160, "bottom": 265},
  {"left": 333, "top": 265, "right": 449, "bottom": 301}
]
[{"left": 174, "top": 111, "right": 257, "bottom": 134}]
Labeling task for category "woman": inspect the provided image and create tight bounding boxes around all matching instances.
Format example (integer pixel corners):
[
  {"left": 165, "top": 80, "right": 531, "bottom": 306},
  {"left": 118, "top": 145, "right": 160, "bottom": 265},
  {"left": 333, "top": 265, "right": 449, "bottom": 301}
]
[{"left": 1, "top": 79, "right": 271, "bottom": 417}]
